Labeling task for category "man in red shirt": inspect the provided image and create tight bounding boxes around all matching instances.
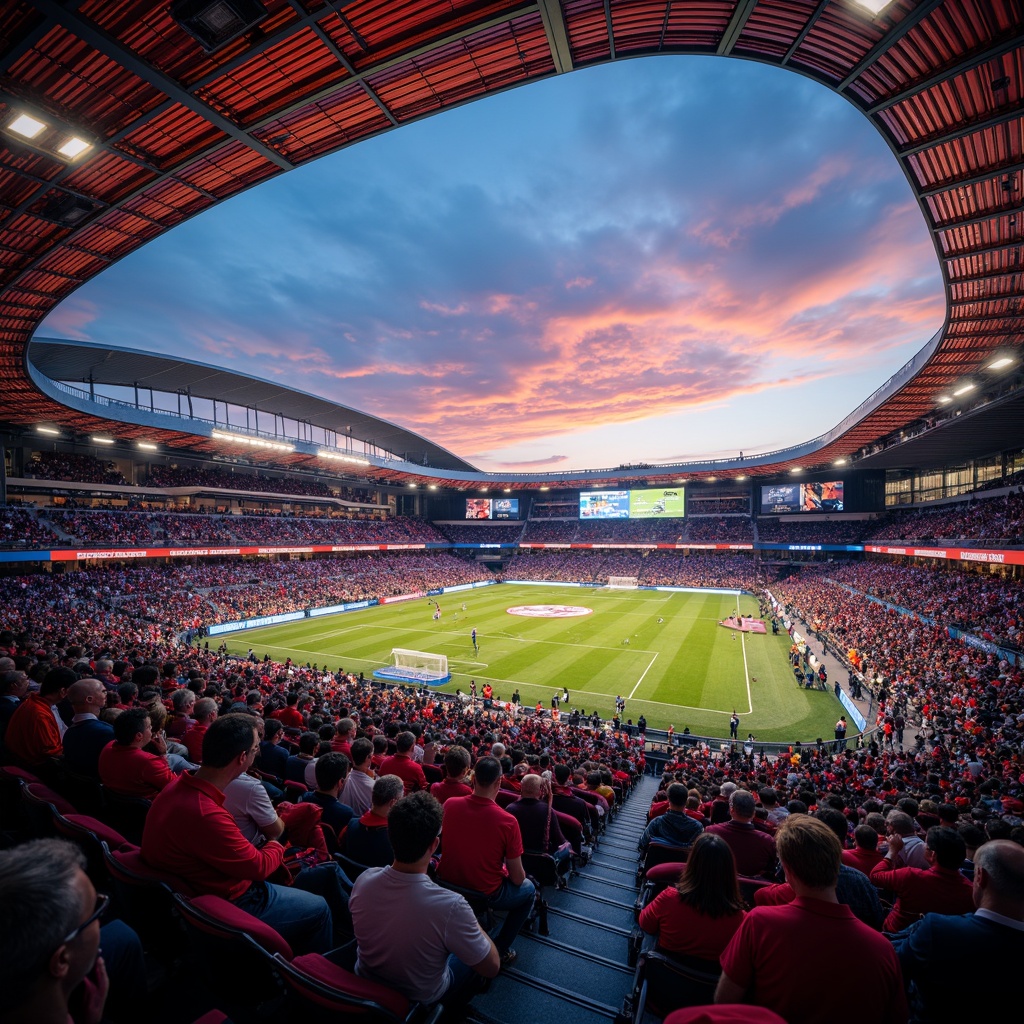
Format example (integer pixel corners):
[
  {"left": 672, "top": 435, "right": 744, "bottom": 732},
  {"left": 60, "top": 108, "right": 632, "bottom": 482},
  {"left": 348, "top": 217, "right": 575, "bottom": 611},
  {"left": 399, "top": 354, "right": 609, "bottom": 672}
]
[
  {"left": 707, "top": 791, "right": 778, "bottom": 879},
  {"left": 716, "top": 816, "right": 907, "bottom": 1023},
  {"left": 4, "top": 668, "right": 71, "bottom": 770},
  {"left": 98, "top": 708, "right": 174, "bottom": 798},
  {"left": 869, "top": 826, "right": 975, "bottom": 932},
  {"left": 842, "top": 824, "right": 885, "bottom": 876},
  {"left": 430, "top": 746, "right": 473, "bottom": 805},
  {"left": 270, "top": 692, "right": 305, "bottom": 730},
  {"left": 437, "top": 756, "right": 535, "bottom": 965},
  {"left": 380, "top": 731, "right": 427, "bottom": 794},
  {"left": 182, "top": 697, "right": 218, "bottom": 764},
  {"left": 141, "top": 714, "right": 333, "bottom": 954}
]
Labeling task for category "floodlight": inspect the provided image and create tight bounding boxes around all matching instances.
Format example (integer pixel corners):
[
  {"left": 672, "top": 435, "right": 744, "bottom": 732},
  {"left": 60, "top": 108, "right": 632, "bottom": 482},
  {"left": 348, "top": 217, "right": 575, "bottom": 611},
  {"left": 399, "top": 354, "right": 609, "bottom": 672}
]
[
  {"left": 8, "top": 113, "right": 46, "bottom": 138},
  {"left": 172, "top": 0, "right": 269, "bottom": 53},
  {"left": 850, "top": 0, "right": 894, "bottom": 15},
  {"left": 91, "top": 436, "right": 115, "bottom": 445},
  {"left": 988, "top": 357, "right": 1014, "bottom": 369},
  {"left": 833, "top": 458, "right": 847, "bottom": 466},
  {"left": 36, "top": 426, "right": 60, "bottom": 435},
  {"left": 137, "top": 442, "right": 158, "bottom": 450},
  {"left": 936, "top": 396, "right": 952, "bottom": 404},
  {"left": 57, "top": 137, "right": 91, "bottom": 159},
  {"left": 953, "top": 383, "right": 975, "bottom": 396}
]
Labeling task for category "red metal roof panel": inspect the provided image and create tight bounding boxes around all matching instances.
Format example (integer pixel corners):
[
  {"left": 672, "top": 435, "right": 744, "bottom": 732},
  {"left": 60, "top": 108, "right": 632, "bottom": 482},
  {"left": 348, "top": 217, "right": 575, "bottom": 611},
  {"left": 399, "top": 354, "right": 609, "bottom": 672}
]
[{"left": 114, "top": 102, "right": 229, "bottom": 171}]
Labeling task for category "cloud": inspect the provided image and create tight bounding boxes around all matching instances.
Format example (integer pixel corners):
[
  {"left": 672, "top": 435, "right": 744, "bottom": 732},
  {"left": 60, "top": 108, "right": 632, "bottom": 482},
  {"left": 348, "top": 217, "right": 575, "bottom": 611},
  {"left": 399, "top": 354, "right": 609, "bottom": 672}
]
[
  {"left": 483, "top": 454, "right": 570, "bottom": 469},
  {"left": 37, "top": 57, "right": 944, "bottom": 472}
]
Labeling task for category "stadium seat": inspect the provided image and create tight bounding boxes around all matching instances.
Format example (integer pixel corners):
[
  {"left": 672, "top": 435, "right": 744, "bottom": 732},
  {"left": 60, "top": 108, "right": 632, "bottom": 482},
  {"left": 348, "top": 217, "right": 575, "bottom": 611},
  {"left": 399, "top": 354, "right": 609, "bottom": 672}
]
[
  {"left": 272, "top": 951, "right": 441, "bottom": 1024},
  {"left": 173, "top": 892, "right": 290, "bottom": 1018},
  {"left": 637, "top": 843, "right": 690, "bottom": 884},
  {"left": 626, "top": 950, "right": 722, "bottom": 1023},
  {"left": 53, "top": 812, "right": 131, "bottom": 885},
  {"left": 99, "top": 788, "right": 152, "bottom": 845},
  {"left": 59, "top": 768, "right": 106, "bottom": 816}
]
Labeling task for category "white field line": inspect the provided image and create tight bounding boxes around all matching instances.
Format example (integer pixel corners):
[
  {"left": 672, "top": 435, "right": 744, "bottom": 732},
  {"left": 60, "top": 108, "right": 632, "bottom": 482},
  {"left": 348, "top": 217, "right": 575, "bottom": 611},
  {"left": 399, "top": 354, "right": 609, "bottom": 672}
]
[
  {"left": 628, "top": 653, "right": 658, "bottom": 700},
  {"left": 740, "top": 630, "right": 753, "bottom": 715}
]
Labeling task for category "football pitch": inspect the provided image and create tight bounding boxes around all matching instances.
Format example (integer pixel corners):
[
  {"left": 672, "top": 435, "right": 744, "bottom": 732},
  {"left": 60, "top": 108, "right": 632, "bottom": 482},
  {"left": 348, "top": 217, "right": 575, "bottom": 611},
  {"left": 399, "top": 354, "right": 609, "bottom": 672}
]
[{"left": 220, "top": 585, "right": 843, "bottom": 741}]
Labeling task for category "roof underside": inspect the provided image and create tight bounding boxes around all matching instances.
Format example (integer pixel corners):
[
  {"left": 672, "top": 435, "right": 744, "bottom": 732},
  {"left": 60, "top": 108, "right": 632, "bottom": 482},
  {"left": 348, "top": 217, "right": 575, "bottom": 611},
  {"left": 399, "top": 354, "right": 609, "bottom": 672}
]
[
  {"left": 1, "top": 0, "right": 1022, "bottom": 487},
  {"left": 26, "top": 337, "right": 476, "bottom": 470}
]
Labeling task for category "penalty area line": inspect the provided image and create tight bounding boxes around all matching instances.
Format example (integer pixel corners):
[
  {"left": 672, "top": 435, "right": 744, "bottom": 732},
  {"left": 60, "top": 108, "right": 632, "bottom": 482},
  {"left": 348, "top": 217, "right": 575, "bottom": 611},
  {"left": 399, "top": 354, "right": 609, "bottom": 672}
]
[{"left": 628, "top": 653, "right": 658, "bottom": 701}]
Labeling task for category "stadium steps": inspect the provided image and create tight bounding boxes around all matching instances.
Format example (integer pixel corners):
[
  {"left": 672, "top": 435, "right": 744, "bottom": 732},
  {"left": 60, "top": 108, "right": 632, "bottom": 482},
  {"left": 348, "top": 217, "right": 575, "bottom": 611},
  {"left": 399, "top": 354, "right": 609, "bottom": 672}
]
[{"left": 466, "top": 774, "right": 658, "bottom": 1024}]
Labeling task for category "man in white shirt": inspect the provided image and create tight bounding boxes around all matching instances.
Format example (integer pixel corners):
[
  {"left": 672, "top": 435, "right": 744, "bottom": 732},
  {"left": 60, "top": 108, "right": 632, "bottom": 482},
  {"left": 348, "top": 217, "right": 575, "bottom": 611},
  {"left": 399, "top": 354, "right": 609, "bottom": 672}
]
[
  {"left": 340, "top": 737, "right": 375, "bottom": 817},
  {"left": 350, "top": 791, "right": 499, "bottom": 1006}
]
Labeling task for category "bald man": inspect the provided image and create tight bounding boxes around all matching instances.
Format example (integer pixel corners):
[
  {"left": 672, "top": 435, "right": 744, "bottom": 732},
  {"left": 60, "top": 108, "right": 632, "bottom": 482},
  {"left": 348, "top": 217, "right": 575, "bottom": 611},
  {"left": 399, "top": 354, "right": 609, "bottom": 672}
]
[
  {"left": 890, "top": 839, "right": 1024, "bottom": 1020},
  {"left": 62, "top": 679, "right": 115, "bottom": 777},
  {"left": 507, "top": 773, "right": 570, "bottom": 864}
]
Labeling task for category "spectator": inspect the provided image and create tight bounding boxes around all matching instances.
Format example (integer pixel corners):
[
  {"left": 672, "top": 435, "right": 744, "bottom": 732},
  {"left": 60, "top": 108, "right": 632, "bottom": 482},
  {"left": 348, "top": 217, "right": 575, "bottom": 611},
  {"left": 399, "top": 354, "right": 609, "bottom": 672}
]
[
  {"left": 639, "top": 783, "right": 704, "bottom": 855},
  {"left": 350, "top": 791, "right": 499, "bottom": 1004},
  {"left": 507, "top": 773, "right": 571, "bottom": 866},
  {"left": 715, "top": 815, "right": 907, "bottom": 1022},
  {"left": 140, "top": 714, "right": 334, "bottom": 953},
  {"left": 436, "top": 755, "right": 535, "bottom": 966},
  {"left": 339, "top": 736, "right": 376, "bottom": 817},
  {"left": 98, "top": 708, "right": 174, "bottom": 798},
  {"left": 301, "top": 751, "right": 355, "bottom": 835},
  {"left": 182, "top": 697, "right": 218, "bottom": 764},
  {"left": 343, "top": 774, "right": 403, "bottom": 867},
  {"left": 889, "top": 839, "right": 1024, "bottom": 1021},
  {"left": 4, "top": 667, "right": 72, "bottom": 769},
  {"left": 430, "top": 745, "right": 473, "bottom": 805},
  {"left": 0, "top": 838, "right": 108, "bottom": 1024},
  {"left": 870, "top": 827, "right": 975, "bottom": 933},
  {"left": 639, "top": 832, "right": 746, "bottom": 960},
  {"left": 379, "top": 731, "right": 428, "bottom": 794},
  {"left": 707, "top": 791, "right": 778, "bottom": 880},
  {"left": 62, "top": 678, "right": 115, "bottom": 777}
]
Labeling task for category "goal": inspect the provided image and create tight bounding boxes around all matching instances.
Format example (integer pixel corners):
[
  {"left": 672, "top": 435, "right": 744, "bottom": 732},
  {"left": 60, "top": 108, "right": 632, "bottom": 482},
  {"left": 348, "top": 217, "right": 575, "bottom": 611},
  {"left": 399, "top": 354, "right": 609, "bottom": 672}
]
[
  {"left": 606, "top": 576, "right": 639, "bottom": 590},
  {"left": 372, "top": 648, "right": 451, "bottom": 686}
]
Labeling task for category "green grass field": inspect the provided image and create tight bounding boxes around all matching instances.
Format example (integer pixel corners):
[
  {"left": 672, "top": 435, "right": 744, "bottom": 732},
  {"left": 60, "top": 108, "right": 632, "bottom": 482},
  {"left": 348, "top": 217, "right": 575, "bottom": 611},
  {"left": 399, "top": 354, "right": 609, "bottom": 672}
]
[{"left": 220, "top": 584, "right": 843, "bottom": 741}]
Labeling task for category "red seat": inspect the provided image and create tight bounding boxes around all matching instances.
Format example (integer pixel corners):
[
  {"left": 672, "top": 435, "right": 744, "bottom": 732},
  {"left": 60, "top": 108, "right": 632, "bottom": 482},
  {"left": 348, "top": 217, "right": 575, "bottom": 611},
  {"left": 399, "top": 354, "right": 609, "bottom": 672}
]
[{"left": 275, "top": 951, "right": 414, "bottom": 1020}]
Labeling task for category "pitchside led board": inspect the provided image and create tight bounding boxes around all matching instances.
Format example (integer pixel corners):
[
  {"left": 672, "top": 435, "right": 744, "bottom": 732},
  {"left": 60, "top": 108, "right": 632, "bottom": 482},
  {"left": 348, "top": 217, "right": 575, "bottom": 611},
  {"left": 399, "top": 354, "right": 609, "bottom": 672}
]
[
  {"left": 579, "top": 488, "right": 686, "bottom": 519},
  {"left": 465, "top": 498, "right": 520, "bottom": 520},
  {"left": 760, "top": 480, "right": 844, "bottom": 514}
]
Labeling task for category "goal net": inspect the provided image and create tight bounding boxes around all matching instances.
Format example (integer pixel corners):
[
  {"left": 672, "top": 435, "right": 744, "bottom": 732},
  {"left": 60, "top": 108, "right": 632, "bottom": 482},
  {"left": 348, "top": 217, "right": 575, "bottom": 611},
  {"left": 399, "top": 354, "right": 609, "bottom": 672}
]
[
  {"left": 606, "top": 576, "right": 639, "bottom": 590},
  {"left": 372, "top": 648, "right": 451, "bottom": 686}
]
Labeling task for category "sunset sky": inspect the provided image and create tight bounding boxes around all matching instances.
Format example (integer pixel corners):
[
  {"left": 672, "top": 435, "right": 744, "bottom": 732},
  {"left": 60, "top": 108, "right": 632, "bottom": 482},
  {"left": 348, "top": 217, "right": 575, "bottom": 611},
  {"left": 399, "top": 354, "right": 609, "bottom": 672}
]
[{"left": 40, "top": 56, "right": 946, "bottom": 474}]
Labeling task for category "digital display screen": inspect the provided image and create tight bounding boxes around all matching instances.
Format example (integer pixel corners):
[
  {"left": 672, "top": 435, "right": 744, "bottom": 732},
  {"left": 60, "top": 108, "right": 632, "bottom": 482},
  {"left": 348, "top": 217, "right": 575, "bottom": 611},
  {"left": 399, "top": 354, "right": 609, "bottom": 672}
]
[
  {"left": 761, "top": 481, "right": 844, "bottom": 513},
  {"left": 629, "top": 488, "right": 686, "bottom": 518},
  {"left": 579, "top": 490, "right": 630, "bottom": 519},
  {"left": 465, "top": 498, "right": 492, "bottom": 519},
  {"left": 492, "top": 498, "right": 519, "bottom": 520},
  {"left": 801, "top": 480, "right": 844, "bottom": 512}
]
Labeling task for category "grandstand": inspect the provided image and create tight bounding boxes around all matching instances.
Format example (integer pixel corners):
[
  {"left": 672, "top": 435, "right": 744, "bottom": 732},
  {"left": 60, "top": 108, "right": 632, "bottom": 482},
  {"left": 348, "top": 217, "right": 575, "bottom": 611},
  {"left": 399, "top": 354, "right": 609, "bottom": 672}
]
[{"left": 1, "top": 3, "right": 1024, "bottom": 1024}]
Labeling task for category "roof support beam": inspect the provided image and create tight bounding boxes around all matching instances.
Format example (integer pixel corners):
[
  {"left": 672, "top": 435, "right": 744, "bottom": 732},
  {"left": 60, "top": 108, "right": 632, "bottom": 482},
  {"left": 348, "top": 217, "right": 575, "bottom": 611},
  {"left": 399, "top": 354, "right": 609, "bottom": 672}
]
[
  {"left": 898, "top": 108, "right": 1024, "bottom": 158},
  {"left": 717, "top": 0, "right": 758, "bottom": 56},
  {"left": 537, "top": 0, "right": 574, "bottom": 74},
  {"left": 781, "top": 0, "right": 829, "bottom": 66},
  {"left": 932, "top": 204, "right": 1023, "bottom": 233},
  {"left": 943, "top": 240, "right": 1022, "bottom": 261},
  {"left": 603, "top": 0, "right": 616, "bottom": 60},
  {"left": 867, "top": 32, "right": 1024, "bottom": 115},
  {"left": 32, "top": 0, "right": 293, "bottom": 171},
  {"left": 837, "top": 0, "right": 944, "bottom": 93},
  {"left": 918, "top": 159, "right": 1024, "bottom": 200},
  {"left": 309, "top": 23, "right": 398, "bottom": 126}
]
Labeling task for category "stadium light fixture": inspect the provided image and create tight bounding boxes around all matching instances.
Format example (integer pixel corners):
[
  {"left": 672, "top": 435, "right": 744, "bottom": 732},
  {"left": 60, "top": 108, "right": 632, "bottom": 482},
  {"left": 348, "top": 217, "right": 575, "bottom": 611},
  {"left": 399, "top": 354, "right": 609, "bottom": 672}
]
[
  {"left": 833, "top": 458, "right": 847, "bottom": 466},
  {"left": 408, "top": 483, "right": 417, "bottom": 488},
  {"left": 705, "top": 477, "right": 716, "bottom": 483},
  {"left": 428, "top": 485, "right": 437, "bottom": 490},
  {"left": 736, "top": 475, "right": 747, "bottom": 481},
  {"left": 57, "top": 136, "right": 91, "bottom": 159},
  {"left": 988, "top": 356, "right": 1014, "bottom": 369},
  {"left": 480, "top": 487, "right": 488, "bottom": 493},
  {"left": 936, "top": 395, "right": 952, "bottom": 404},
  {"left": 317, "top": 449, "right": 370, "bottom": 466},
  {"left": 503, "top": 488, "right": 512, "bottom": 493},
  {"left": 137, "top": 441, "right": 158, "bottom": 451},
  {"left": 211, "top": 429, "right": 293, "bottom": 452},
  {"left": 36, "top": 425, "right": 60, "bottom": 436},
  {"left": 790, "top": 467, "right": 803, "bottom": 474},
  {"left": 91, "top": 436, "right": 115, "bottom": 445},
  {"left": 539, "top": 486, "right": 550, "bottom": 491},
  {"left": 851, "top": 0, "right": 894, "bottom": 15},
  {"left": 8, "top": 113, "right": 46, "bottom": 139},
  {"left": 952, "top": 383, "right": 975, "bottom": 396}
]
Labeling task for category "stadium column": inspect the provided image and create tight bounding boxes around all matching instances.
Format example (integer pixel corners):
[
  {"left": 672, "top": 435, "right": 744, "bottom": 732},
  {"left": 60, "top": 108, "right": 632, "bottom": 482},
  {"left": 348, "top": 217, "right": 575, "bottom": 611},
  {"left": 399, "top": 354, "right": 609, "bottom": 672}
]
[{"left": 0, "top": 444, "right": 6, "bottom": 505}]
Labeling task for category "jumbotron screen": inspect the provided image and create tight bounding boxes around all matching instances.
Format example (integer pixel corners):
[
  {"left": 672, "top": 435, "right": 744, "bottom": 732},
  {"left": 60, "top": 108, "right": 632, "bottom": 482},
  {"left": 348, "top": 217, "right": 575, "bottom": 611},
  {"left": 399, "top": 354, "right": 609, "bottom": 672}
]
[
  {"left": 580, "top": 487, "right": 685, "bottom": 519},
  {"left": 465, "top": 498, "right": 519, "bottom": 519},
  {"left": 761, "top": 480, "right": 844, "bottom": 514}
]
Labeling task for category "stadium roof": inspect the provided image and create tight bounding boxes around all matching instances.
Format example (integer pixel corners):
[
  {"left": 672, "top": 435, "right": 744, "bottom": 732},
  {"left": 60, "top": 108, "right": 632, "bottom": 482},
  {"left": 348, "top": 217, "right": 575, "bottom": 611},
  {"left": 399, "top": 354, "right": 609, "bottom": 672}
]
[{"left": 1, "top": 0, "right": 1021, "bottom": 488}]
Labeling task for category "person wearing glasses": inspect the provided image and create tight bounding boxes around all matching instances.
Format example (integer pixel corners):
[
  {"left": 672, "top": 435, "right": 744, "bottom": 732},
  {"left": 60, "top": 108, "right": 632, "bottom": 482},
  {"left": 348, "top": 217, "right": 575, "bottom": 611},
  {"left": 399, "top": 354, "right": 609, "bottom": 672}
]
[{"left": 0, "top": 837, "right": 138, "bottom": 1024}]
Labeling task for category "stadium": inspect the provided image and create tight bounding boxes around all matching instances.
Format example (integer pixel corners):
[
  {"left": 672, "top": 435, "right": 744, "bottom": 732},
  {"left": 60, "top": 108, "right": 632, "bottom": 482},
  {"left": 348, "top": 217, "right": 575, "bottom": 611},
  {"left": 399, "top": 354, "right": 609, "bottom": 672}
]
[{"left": 0, "top": 2, "right": 1022, "bottom": 1023}]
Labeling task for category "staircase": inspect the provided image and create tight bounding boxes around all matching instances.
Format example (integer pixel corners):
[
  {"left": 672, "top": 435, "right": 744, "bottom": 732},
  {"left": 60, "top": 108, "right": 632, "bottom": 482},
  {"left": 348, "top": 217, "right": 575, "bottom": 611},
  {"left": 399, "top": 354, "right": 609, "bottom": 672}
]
[{"left": 467, "top": 775, "right": 660, "bottom": 1024}]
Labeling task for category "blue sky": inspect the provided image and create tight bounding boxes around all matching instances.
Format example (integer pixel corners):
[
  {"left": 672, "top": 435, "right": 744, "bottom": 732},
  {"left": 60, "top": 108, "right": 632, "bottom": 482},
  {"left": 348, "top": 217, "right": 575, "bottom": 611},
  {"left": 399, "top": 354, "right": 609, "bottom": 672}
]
[{"left": 41, "top": 56, "right": 945, "bottom": 473}]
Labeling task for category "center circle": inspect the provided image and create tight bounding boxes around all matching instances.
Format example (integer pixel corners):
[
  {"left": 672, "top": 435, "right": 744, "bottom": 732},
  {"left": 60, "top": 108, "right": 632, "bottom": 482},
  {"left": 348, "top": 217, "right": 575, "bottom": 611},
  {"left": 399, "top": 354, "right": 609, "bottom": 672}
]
[{"left": 506, "top": 604, "right": 594, "bottom": 618}]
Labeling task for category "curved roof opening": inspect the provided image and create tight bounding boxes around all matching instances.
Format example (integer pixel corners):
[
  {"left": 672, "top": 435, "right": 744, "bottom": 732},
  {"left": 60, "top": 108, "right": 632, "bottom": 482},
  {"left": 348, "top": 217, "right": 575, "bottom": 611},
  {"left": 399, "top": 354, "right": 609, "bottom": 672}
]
[{"left": 38, "top": 57, "right": 945, "bottom": 474}]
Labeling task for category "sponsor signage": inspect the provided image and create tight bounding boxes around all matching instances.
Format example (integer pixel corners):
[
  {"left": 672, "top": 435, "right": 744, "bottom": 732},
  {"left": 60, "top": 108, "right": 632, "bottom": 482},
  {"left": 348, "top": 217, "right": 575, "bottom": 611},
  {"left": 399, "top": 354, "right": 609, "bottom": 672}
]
[
  {"left": 309, "top": 599, "right": 376, "bottom": 617},
  {"left": 207, "top": 610, "right": 307, "bottom": 635}
]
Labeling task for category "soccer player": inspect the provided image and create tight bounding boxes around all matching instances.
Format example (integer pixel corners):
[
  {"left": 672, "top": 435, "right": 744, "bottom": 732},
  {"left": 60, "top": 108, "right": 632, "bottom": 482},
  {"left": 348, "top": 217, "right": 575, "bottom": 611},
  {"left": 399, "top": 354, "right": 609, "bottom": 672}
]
[{"left": 471, "top": 628, "right": 478, "bottom": 653}]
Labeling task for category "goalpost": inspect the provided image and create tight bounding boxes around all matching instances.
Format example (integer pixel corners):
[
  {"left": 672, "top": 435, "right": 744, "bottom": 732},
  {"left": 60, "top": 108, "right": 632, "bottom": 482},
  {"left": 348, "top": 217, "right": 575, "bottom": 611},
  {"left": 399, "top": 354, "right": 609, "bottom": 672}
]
[
  {"left": 606, "top": 576, "right": 639, "bottom": 590},
  {"left": 372, "top": 648, "right": 451, "bottom": 686}
]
